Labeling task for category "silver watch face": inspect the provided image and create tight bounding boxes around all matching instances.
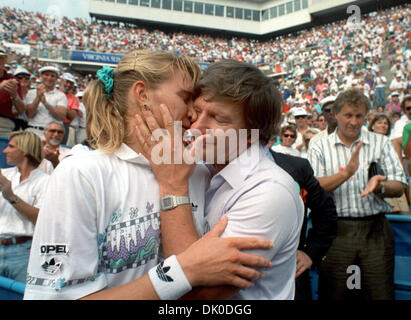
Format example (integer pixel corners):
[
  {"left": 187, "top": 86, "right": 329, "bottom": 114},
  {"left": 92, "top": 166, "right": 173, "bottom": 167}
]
[{"left": 162, "top": 197, "right": 173, "bottom": 208}]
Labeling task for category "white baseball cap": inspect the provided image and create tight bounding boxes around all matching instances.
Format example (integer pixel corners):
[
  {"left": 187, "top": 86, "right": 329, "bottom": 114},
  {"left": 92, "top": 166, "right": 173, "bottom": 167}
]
[
  {"left": 39, "top": 66, "right": 60, "bottom": 75},
  {"left": 293, "top": 107, "right": 308, "bottom": 117},
  {"left": 14, "top": 68, "right": 30, "bottom": 77},
  {"left": 62, "top": 72, "right": 76, "bottom": 84},
  {"left": 320, "top": 96, "right": 336, "bottom": 107}
]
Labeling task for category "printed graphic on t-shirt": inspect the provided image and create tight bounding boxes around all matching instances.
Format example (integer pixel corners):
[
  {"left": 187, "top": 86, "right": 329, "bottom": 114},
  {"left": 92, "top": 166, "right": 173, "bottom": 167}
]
[{"left": 101, "top": 207, "right": 160, "bottom": 274}]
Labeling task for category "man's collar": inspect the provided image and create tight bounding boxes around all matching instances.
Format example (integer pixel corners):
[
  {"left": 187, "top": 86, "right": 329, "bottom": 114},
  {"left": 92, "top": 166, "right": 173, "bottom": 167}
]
[
  {"left": 331, "top": 126, "right": 370, "bottom": 146},
  {"left": 114, "top": 143, "right": 150, "bottom": 166},
  {"left": 214, "top": 141, "right": 262, "bottom": 189}
]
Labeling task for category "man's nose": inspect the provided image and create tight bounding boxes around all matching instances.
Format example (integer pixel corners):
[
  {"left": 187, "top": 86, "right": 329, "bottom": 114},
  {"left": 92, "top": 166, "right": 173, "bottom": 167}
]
[
  {"left": 187, "top": 102, "right": 197, "bottom": 124},
  {"left": 190, "top": 117, "right": 207, "bottom": 135}
]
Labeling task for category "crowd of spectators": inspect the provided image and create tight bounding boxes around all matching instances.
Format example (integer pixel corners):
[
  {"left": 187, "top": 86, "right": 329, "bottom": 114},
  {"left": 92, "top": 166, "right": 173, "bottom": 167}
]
[
  {"left": 1, "top": 4, "right": 410, "bottom": 100},
  {"left": 1, "top": 3, "right": 410, "bottom": 184}
]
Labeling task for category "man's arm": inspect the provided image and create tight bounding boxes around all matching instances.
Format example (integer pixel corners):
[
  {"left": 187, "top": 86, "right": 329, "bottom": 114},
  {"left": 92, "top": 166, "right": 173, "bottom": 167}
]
[
  {"left": 316, "top": 141, "right": 364, "bottom": 193},
  {"left": 66, "top": 97, "right": 80, "bottom": 121},
  {"left": 317, "top": 171, "right": 351, "bottom": 194},
  {"left": 42, "top": 99, "right": 67, "bottom": 121},
  {"left": 82, "top": 216, "right": 271, "bottom": 300},
  {"left": 26, "top": 85, "right": 46, "bottom": 118},
  {"left": 391, "top": 137, "right": 406, "bottom": 170},
  {"left": 300, "top": 159, "right": 338, "bottom": 268}
]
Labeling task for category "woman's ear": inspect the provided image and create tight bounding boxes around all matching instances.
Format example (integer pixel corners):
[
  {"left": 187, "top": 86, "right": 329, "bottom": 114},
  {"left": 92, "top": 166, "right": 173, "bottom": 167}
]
[{"left": 130, "top": 80, "right": 149, "bottom": 109}]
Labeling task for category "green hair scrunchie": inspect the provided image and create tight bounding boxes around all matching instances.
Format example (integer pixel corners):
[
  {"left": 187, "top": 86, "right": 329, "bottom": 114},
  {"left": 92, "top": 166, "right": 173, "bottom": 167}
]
[{"left": 97, "top": 66, "right": 114, "bottom": 99}]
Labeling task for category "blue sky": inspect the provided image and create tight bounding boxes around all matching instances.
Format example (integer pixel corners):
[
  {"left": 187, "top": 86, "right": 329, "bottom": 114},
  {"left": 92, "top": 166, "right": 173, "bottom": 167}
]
[{"left": 2, "top": 0, "right": 90, "bottom": 20}]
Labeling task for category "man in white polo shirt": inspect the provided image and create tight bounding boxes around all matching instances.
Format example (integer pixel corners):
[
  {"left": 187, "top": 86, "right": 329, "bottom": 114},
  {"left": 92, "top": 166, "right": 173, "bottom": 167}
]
[
  {"left": 25, "top": 66, "right": 67, "bottom": 139},
  {"left": 136, "top": 60, "right": 304, "bottom": 299}
]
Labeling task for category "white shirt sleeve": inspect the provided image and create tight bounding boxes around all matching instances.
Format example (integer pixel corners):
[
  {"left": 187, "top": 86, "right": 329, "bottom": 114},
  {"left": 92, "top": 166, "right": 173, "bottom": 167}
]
[
  {"left": 390, "top": 119, "right": 406, "bottom": 140},
  {"left": 220, "top": 182, "right": 302, "bottom": 260},
  {"left": 57, "top": 92, "right": 68, "bottom": 108},
  {"left": 307, "top": 141, "right": 326, "bottom": 177},
  {"left": 24, "top": 160, "right": 107, "bottom": 300}
]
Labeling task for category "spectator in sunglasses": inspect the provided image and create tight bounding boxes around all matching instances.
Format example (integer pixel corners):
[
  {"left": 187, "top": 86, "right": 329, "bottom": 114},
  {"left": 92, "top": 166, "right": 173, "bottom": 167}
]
[
  {"left": 12, "top": 68, "right": 32, "bottom": 131},
  {"left": 317, "top": 114, "right": 327, "bottom": 131},
  {"left": 271, "top": 125, "right": 301, "bottom": 157}
]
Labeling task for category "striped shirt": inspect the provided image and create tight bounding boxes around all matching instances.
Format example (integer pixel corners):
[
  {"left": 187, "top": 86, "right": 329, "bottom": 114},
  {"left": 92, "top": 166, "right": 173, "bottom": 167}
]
[{"left": 307, "top": 127, "right": 407, "bottom": 218}]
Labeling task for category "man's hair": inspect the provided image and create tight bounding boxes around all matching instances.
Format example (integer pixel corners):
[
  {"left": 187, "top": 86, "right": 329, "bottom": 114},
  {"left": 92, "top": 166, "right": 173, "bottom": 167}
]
[
  {"left": 9, "top": 131, "right": 44, "bottom": 166},
  {"left": 333, "top": 88, "right": 370, "bottom": 114},
  {"left": 194, "top": 59, "right": 283, "bottom": 145},
  {"left": 46, "top": 121, "right": 65, "bottom": 134},
  {"left": 400, "top": 95, "right": 411, "bottom": 112}
]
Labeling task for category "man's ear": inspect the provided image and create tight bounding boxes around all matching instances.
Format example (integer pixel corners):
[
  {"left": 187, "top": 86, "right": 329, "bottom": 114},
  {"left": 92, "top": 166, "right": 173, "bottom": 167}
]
[{"left": 130, "top": 80, "right": 149, "bottom": 110}]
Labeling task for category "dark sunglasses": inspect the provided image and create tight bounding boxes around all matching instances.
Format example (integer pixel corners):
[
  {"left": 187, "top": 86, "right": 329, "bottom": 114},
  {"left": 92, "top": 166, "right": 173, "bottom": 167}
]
[
  {"left": 295, "top": 115, "right": 307, "bottom": 119},
  {"left": 406, "top": 106, "right": 411, "bottom": 112},
  {"left": 17, "top": 75, "right": 30, "bottom": 80},
  {"left": 283, "top": 134, "right": 296, "bottom": 138},
  {"left": 323, "top": 107, "right": 332, "bottom": 113},
  {"left": 47, "top": 129, "right": 64, "bottom": 134}
]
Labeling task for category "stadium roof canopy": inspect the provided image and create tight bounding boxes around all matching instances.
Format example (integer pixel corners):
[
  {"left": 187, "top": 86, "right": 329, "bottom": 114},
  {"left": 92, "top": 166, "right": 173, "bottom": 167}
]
[{"left": 89, "top": 0, "right": 403, "bottom": 39}]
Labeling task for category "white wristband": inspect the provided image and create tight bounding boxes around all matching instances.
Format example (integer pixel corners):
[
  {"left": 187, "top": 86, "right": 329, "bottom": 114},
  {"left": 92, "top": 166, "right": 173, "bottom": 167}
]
[{"left": 148, "top": 255, "right": 192, "bottom": 300}]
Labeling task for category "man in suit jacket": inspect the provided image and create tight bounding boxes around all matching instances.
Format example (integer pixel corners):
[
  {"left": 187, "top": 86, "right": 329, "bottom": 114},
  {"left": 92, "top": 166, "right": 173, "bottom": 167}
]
[{"left": 269, "top": 149, "right": 338, "bottom": 300}]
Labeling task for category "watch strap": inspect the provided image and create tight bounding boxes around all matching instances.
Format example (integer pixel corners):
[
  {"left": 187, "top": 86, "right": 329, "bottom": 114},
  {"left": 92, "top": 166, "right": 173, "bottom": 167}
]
[
  {"left": 379, "top": 181, "right": 385, "bottom": 195},
  {"left": 8, "top": 196, "right": 19, "bottom": 205},
  {"left": 160, "top": 195, "right": 190, "bottom": 211}
]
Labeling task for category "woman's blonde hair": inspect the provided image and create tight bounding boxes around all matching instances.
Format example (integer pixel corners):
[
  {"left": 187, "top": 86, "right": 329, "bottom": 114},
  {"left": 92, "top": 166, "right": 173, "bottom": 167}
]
[
  {"left": 83, "top": 50, "right": 201, "bottom": 153},
  {"left": 9, "top": 130, "right": 44, "bottom": 166}
]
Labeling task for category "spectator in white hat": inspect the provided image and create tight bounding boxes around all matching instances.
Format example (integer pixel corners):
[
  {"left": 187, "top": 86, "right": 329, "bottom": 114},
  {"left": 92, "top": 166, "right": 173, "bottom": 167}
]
[
  {"left": 60, "top": 73, "right": 80, "bottom": 145},
  {"left": 25, "top": 66, "right": 67, "bottom": 139},
  {"left": 389, "top": 72, "right": 406, "bottom": 95},
  {"left": 386, "top": 91, "right": 401, "bottom": 114},
  {"left": 292, "top": 107, "right": 309, "bottom": 151},
  {"left": 309, "top": 96, "right": 338, "bottom": 148},
  {"left": 12, "top": 68, "right": 32, "bottom": 131},
  {"left": 0, "top": 46, "right": 26, "bottom": 137}
]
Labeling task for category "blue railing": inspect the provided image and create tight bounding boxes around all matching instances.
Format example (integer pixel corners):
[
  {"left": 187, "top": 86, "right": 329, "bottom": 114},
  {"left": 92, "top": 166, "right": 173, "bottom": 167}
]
[{"left": 0, "top": 276, "right": 25, "bottom": 300}]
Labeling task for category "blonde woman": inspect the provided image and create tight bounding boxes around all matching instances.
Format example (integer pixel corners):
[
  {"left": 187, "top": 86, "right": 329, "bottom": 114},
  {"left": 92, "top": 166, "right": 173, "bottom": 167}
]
[
  {"left": 0, "top": 130, "right": 49, "bottom": 283},
  {"left": 24, "top": 51, "right": 273, "bottom": 300}
]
